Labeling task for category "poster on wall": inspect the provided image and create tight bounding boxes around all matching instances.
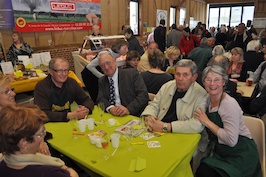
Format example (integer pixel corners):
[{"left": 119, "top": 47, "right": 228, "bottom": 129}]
[
  {"left": 11, "top": 0, "right": 101, "bottom": 32},
  {"left": 0, "top": 0, "right": 14, "bottom": 29},
  {"left": 156, "top": 9, "right": 167, "bottom": 27}
]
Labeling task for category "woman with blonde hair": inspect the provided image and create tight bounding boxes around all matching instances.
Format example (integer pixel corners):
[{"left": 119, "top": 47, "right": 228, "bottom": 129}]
[
  {"left": 227, "top": 47, "right": 244, "bottom": 79},
  {"left": 162, "top": 46, "right": 180, "bottom": 71},
  {"left": 7, "top": 31, "right": 34, "bottom": 66}
]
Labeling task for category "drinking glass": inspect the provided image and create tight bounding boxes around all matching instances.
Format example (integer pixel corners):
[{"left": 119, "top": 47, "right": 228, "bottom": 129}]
[
  {"left": 125, "top": 126, "right": 134, "bottom": 151},
  {"left": 101, "top": 138, "right": 109, "bottom": 160},
  {"left": 98, "top": 102, "right": 105, "bottom": 120},
  {"left": 69, "top": 117, "right": 78, "bottom": 140}
]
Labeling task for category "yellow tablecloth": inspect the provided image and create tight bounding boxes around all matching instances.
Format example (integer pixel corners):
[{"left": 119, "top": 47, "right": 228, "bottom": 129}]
[
  {"left": 237, "top": 81, "right": 256, "bottom": 98},
  {"left": 45, "top": 107, "right": 201, "bottom": 177},
  {"left": 10, "top": 71, "right": 82, "bottom": 94}
]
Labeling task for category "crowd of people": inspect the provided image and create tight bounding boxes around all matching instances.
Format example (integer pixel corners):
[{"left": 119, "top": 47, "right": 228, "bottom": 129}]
[{"left": 1, "top": 22, "right": 266, "bottom": 177}]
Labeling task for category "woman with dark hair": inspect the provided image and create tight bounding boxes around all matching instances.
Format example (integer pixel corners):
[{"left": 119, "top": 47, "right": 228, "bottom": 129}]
[
  {"left": 194, "top": 65, "right": 261, "bottom": 177},
  {"left": 7, "top": 31, "right": 34, "bottom": 65},
  {"left": 140, "top": 49, "right": 172, "bottom": 94},
  {"left": 0, "top": 104, "right": 78, "bottom": 177},
  {"left": 124, "top": 50, "right": 140, "bottom": 69}
]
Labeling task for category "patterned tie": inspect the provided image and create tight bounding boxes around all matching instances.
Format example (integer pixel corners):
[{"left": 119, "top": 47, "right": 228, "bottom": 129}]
[{"left": 109, "top": 78, "right": 115, "bottom": 105}]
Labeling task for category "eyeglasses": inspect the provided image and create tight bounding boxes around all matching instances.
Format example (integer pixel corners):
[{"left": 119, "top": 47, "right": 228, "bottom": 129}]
[
  {"left": 0, "top": 88, "right": 14, "bottom": 95},
  {"left": 52, "top": 69, "right": 69, "bottom": 74},
  {"left": 33, "top": 129, "right": 47, "bottom": 138},
  {"left": 204, "top": 78, "right": 223, "bottom": 84}
]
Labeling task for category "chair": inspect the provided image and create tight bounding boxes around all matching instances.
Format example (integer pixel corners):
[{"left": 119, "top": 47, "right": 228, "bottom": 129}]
[
  {"left": 148, "top": 93, "right": 156, "bottom": 101},
  {"left": 243, "top": 115, "right": 266, "bottom": 177}
]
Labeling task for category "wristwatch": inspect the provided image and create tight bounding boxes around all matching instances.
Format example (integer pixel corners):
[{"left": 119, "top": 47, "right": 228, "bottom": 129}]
[{"left": 162, "top": 123, "right": 168, "bottom": 132}]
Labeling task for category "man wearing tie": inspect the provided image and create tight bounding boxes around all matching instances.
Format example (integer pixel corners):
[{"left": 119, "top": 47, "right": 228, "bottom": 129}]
[{"left": 97, "top": 51, "right": 149, "bottom": 117}]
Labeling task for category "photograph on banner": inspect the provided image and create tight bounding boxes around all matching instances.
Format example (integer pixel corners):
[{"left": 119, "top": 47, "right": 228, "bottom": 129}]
[{"left": 11, "top": 0, "right": 101, "bottom": 32}]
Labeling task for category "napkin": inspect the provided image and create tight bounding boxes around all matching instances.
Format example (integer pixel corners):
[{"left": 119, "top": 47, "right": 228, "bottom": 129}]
[
  {"left": 128, "top": 157, "right": 146, "bottom": 172},
  {"left": 105, "top": 119, "right": 121, "bottom": 127}
]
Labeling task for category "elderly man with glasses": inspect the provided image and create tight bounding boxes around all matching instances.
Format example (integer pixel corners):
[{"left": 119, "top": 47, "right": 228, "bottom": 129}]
[{"left": 34, "top": 57, "right": 94, "bottom": 122}]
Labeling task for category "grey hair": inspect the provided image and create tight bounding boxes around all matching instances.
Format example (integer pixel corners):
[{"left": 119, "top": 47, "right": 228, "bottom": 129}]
[
  {"left": 207, "top": 55, "right": 229, "bottom": 71},
  {"left": 212, "top": 45, "right": 225, "bottom": 56},
  {"left": 200, "top": 37, "right": 208, "bottom": 46},
  {"left": 49, "top": 57, "right": 69, "bottom": 69},
  {"left": 202, "top": 65, "right": 228, "bottom": 84},
  {"left": 246, "top": 40, "right": 260, "bottom": 52},
  {"left": 175, "top": 59, "right": 197, "bottom": 75},
  {"left": 97, "top": 50, "right": 113, "bottom": 59}
]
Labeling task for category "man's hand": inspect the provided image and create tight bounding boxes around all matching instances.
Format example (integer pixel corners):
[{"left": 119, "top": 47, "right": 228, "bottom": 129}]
[
  {"left": 109, "top": 105, "right": 129, "bottom": 116},
  {"left": 68, "top": 105, "right": 89, "bottom": 120},
  {"left": 145, "top": 116, "right": 164, "bottom": 132}
]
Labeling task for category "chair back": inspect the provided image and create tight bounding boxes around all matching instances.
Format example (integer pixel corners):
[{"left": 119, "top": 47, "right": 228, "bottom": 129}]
[{"left": 243, "top": 115, "right": 266, "bottom": 177}]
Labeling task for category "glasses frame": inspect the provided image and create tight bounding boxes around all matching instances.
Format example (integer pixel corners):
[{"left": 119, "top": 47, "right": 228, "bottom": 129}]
[
  {"left": 32, "top": 129, "right": 47, "bottom": 138},
  {"left": 0, "top": 88, "right": 14, "bottom": 95},
  {"left": 204, "top": 78, "right": 223, "bottom": 84},
  {"left": 52, "top": 69, "right": 69, "bottom": 74}
]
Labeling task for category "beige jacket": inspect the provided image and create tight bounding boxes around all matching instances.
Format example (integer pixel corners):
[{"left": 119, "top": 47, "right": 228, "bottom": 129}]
[{"left": 141, "top": 80, "right": 207, "bottom": 133}]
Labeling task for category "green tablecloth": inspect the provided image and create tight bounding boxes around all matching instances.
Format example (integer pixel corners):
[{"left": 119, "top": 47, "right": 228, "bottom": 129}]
[{"left": 45, "top": 107, "right": 200, "bottom": 177}]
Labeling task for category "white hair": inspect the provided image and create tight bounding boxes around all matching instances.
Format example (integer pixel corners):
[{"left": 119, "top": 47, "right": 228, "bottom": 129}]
[{"left": 246, "top": 40, "right": 260, "bottom": 51}]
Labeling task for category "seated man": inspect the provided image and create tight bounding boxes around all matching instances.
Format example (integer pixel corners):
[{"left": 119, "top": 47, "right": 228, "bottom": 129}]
[
  {"left": 141, "top": 59, "right": 207, "bottom": 133},
  {"left": 34, "top": 58, "right": 94, "bottom": 122},
  {"left": 97, "top": 51, "right": 149, "bottom": 117},
  {"left": 141, "top": 59, "right": 208, "bottom": 172},
  {"left": 137, "top": 42, "right": 158, "bottom": 72}
]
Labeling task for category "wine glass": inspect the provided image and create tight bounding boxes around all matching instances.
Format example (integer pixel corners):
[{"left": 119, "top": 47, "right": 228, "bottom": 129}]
[
  {"left": 125, "top": 126, "right": 134, "bottom": 151},
  {"left": 69, "top": 117, "right": 78, "bottom": 140},
  {"left": 101, "top": 138, "right": 109, "bottom": 160},
  {"left": 97, "top": 102, "right": 105, "bottom": 120}
]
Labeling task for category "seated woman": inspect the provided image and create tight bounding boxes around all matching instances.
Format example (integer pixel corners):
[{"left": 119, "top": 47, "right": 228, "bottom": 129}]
[
  {"left": 0, "top": 75, "right": 50, "bottom": 156},
  {"left": 227, "top": 47, "right": 244, "bottom": 80},
  {"left": 7, "top": 31, "right": 34, "bottom": 66},
  {"left": 162, "top": 46, "right": 180, "bottom": 72},
  {"left": 124, "top": 50, "right": 140, "bottom": 69},
  {"left": 194, "top": 65, "right": 261, "bottom": 177},
  {"left": 0, "top": 104, "right": 78, "bottom": 177},
  {"left": 140, "top": 49, "right": 173, "bottom": 94}
]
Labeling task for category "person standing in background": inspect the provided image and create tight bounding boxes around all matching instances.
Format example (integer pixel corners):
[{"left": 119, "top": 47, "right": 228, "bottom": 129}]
[
  {"left": 154, "top": 19, "right": 166, "bottom": 53},
  {"left": 7, "top": 31, "right": 34, "bottom": 66},
  {"left": 125, "top": 28, "right": 144, "bottom": 55},
  {"left": 166, "top": 24, "right": 183, "bottom": 48},
  {"left": 89, "top": 25, "right": 106, "bottom": 50}
]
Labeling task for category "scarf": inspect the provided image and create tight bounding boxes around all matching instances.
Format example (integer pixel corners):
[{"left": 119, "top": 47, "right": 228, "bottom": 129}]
[{"left": 1, "top": 153, "right": 65, "bottom": 167}]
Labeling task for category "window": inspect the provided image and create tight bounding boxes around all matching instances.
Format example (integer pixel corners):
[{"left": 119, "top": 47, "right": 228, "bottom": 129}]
[
  {"left": 208, "top": 8, "right": 219, "bottom": 28},
  {"left": 230, "top": 6, "right": 242, "bottom": 27},
  {"left": 208, "top": 3, "right": 254, "bottom": 28},
  {"left": 169, "top": 6, "right": 176, "bottom": 26},
  {"left": 219, "top": 7, "right": 230, "bottom": 27},
  {"left": 130, "top": 1, "right": 139, "bottom": 35},
  {"left": 179, "top": 8, "right": 186, "bottom": 26}
]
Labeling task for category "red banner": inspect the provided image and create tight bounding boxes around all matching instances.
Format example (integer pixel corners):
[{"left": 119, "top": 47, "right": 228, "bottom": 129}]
[{"left": 12, "top": 0, "right": 101, "bottom": 32}]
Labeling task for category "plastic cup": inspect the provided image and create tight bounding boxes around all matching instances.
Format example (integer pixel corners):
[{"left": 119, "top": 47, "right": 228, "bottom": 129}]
[
  {"left": 108, "top": 118, "right": 116, "bottom": 126},
  {"left": 87, "top": 118, "right": 95, "bottom": 130},
  {"left": 78, "top": 119, "right": 87, "bottom": 132},
  {"left": 110, "top": 133, "right": 120, "bottom": 148},
  {"left": 247, "top": 78, "right": 253, "bottom": 86}
]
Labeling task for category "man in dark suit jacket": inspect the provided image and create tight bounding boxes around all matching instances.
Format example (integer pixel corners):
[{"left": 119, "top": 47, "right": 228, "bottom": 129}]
[
  {"left": 154, "top": 19, "right": 166, "bottom": 53},
  {"left": 97, "top": 51, "right": 149, "bottom": 117}
]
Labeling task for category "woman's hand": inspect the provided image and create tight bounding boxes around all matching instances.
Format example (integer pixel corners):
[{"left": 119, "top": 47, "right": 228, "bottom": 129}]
[
  {"left": 194, "top": 107, "right": 210, "bottom": 127},
  {"left": 38, "top": 140, "right": 51, "bottom": 156}
]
